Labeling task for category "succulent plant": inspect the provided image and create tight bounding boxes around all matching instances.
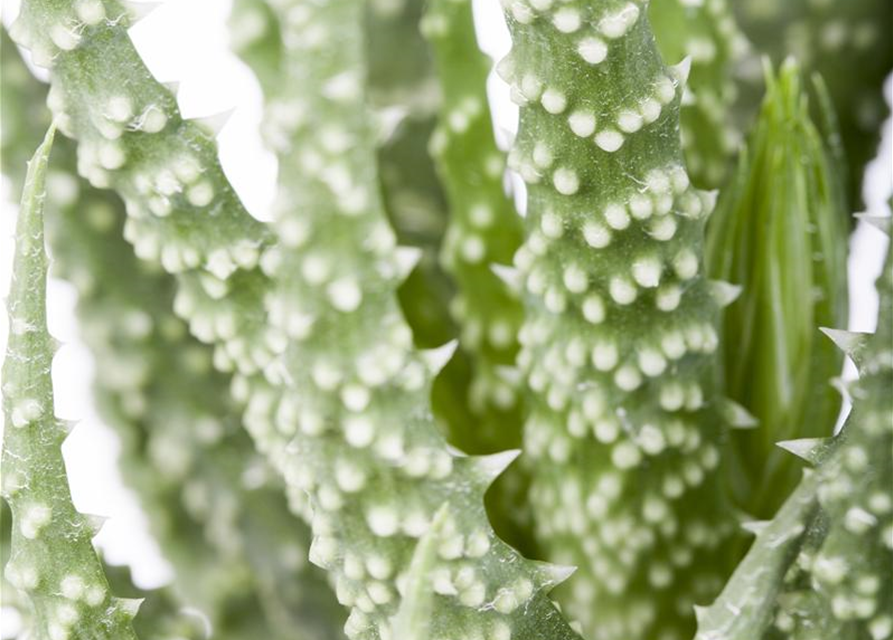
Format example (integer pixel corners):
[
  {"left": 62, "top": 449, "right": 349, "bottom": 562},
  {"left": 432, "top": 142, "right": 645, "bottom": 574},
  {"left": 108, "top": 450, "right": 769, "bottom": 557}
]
[
  {"left": 697, "top": 217, "right": 892, "bottom": 640},
  {"left": 649, "top": 0, "right": 749, "bottom": 188},
  {"left": 256, "top": 1, "right": 581, "bottom": 638},
  {"left": 1, "top": 27, "right": 343, "bottom": 640},
  {"left": 498, "top": 1, "right": 745, "bottom": 637},
  {"left": 2, "top": 0, "right": 889, "bottom": 639}
]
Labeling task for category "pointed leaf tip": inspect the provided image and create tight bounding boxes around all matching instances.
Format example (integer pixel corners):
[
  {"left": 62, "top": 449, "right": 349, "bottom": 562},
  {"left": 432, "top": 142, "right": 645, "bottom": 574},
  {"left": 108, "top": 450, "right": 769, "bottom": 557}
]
[
  {"left": 83, "top": 513, "right": 109, "bottom": 537},
  {"left": 395, "top": 246, "right": 423, "bottom": 280},
  {"left": 855, "top": 213, "right": 892, "bottom": 235},
  {"left": 162, "top": 80, "right": 181, "bottom": 96},
  {"left": 671, "top": 56, "right": 692, "bottom": 85},
  {"left": 390, "top": 504, "right": 451, "bottom": 639},
  {"left": 693, "top": 604, "right": 710, "bottom": 626},
  {"left": 708, "top": 280, "right": 742, "bottom": 307},
  {"left": 741, "top": 520, "right": 771, "bottom": 536},
  {"left": 542, "top": 563, "right": 577, "bottom": 587},
  {"left": 720, "top": 399, "right": 759, "bottom": 429},
  {"left": 114, "top": 596, "right": 144, "bottom": 619}
]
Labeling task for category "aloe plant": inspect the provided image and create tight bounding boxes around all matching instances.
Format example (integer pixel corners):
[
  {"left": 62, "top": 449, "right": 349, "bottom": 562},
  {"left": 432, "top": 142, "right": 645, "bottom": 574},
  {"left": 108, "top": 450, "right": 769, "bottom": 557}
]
[
  {"left": 2, "top": 125, "right": 142, "bottom": 640},
  {"left": 500, "top": 2, "right": 744, "bottom": 637},
  {"left": 1, "top": 28, "right": 343, "bottom": 640},
  {"left": 697, "top": 218, "right": 892, "bottom": 640},
  {"left": 423, "top": 0, "right": 525, "bottom": 453},
  {"left": 367, "top": 0, "right": 458, "bottom": 352},
  {"left": 3, "top": 0, "right": 891, "bottom": 638},
  {"left": 707, "top": 60, "right": 850, "bottom": 519},
  {"left": 1, "top": 497, "right": 208, "bottom": 640},
  {"left": 261, "top": 1, "right": 579, "bottom": 637}
]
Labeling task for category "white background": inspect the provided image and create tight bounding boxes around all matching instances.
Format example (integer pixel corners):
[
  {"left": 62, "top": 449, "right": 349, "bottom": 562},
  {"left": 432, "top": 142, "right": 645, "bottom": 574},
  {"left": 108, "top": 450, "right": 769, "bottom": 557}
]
[{"left": 0, "top": 1, "right": 891, "bottom": 636}]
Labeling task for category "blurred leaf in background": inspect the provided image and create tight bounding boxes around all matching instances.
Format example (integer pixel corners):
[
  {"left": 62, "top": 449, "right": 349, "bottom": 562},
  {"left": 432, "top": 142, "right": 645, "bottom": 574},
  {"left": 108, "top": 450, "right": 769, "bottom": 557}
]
[{"left": 733, "top": 0, "right": 893, "bottom": 209}]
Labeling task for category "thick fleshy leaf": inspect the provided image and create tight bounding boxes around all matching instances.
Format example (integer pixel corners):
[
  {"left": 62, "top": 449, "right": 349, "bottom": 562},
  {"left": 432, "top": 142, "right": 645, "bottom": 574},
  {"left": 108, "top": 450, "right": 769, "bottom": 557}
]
[
  {"left": 2, "top": 124, "right": 140, "bottom": 640},
  {"left": 500, "top": 1, "right": 740, "bottom": 637}
]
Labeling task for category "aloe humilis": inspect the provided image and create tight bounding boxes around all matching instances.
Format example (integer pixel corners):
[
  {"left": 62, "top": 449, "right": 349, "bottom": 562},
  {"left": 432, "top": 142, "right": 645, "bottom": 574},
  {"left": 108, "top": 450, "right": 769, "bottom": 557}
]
[{"left": 2, "top": 0, "right": 891, "bottom": 639}]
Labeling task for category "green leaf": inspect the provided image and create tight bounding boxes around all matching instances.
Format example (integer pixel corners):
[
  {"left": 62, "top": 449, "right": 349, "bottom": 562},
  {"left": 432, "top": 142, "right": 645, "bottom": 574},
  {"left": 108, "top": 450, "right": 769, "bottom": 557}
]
[
  {"left": 2, "top": 24, "right": 343, "bottom": 640},
  {"left": 706, "top": 60, "right": 849, "bottom": 519},
  {"left": 698, "top": 222, "right": 892, "bottom": 640},
  {"left": 733, "top": 0, "right": 893, "bottom": 208},
  {"left": 2, "top": 124, "right": 141, "bottom": 640},
  {"left": 650, "top": 0, "right": 749, "bottom": 188},
  {"left": 501, "top": 1, "right": 740, "bottom": 637},
  {"left": 262, "top": 0, "right": 581, "bottom": 637}
]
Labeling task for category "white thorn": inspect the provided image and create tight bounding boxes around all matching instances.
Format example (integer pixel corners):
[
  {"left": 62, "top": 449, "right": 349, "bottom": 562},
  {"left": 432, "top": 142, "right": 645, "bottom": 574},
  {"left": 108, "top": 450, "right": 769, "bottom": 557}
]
[
  {"left": 123, "top": 1, "right": 162, "bottom": 23},
  {"left": 776, "top": 438, "right": 828, "bottom": 465},
  {"left": 741, "top": 520, "right": 770, "bottom": 536},
  {"left": 422, "top": 340, "right": 458, "bottom": 375},
  {"left": 820, "top": 328, "right": 869, "bottom": 363},
  {"left": 395, "top": 247, "right": 423, "bottom": 280},
  {"left": 542, "top": 563, "right": 577, "bottom": 587},
  {"left": 671, "top": 56, "right": 692, "bottom": 85},
  {"left": 473, "top": 449, "right": 521, "bottom": 484},
  {"left": 162, "top": 80, "right": 181, "bottom": 96},
  {"left": 194, "top": 108, "right": 235, "bottom": 137},
  {"left": 376, "top": 106, "right": 407, "bottom": 145},
  {"left": 721, "top": 399, "right": 758, "bottom": 429},
  {"left": 114, "top": 597, "right": 145, "bottom": 618},
  {"left": 855, "top": 213, "right": 891, "bottom": 235},
  {"left": 702, "top": 190, "right": 719, "bottom": 218},
  {"left": 693, "top": 604, "right": 710, "bottom": 625},
  {"left": 84, "top": 513, "right": 109, "bottom": 537},
  {"left": 491, "top": 264, "right": 522, "bottom": 294},
  {"left": 708, "top": 280, "right": 742, "bottom": 307}
]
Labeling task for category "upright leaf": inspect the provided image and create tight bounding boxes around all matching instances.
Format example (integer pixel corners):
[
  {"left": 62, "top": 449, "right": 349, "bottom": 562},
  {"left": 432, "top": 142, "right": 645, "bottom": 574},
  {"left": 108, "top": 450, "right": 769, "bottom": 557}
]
[
  {"left": 2, "top": 125, "right": 141, "bottom": 640},
  {"left": 733, "top": 0, "right": 893, "bottom": 207},
  {"left": 500, "top": 1, "right": 740, "bottom": 637},
  {"left": 650, "top": 0, "right": 749, "bottom": 188},
  {"left": 261, "top": 0, "right": 581, "bottom": 637},
  {"left": 698, "top": 220, "right": 892, "bottom": 640},
  {"left": 706, "top": 61, "right": 849, "bottom": 519}
]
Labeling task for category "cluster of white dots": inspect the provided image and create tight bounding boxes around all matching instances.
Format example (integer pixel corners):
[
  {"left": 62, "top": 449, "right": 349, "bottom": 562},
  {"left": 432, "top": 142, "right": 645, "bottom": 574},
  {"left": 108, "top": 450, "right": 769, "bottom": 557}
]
[
  {"left": 500, "top": 2, "right": 738, "bottom": 637},
  {"left": 238, "top": 7, "right": 579, "bottom": 636},
  {"left": 8, "top": 0, "right": 109, "bottom": 68},
  {"left": 505, "top": 69, "right": 684, "bottom": 170}
]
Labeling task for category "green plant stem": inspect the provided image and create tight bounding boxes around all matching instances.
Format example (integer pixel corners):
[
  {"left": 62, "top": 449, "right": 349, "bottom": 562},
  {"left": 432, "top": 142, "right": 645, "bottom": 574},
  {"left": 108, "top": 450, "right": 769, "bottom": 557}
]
[
  {"left": 698, "top": 219, "right": 892, "bottom": 639},
  {"left": 421, "top": 0, "right": 537, "bottom": 554},
  {"left": 2, "top": 23, "right": 343, "bottom": 640}
]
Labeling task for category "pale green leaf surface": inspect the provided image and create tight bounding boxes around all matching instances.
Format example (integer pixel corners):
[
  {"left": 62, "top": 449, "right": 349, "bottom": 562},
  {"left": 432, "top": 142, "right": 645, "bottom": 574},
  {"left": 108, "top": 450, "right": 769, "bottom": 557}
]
[{"left": 2, "top": 124, "right": 141, "bottom": 640}]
